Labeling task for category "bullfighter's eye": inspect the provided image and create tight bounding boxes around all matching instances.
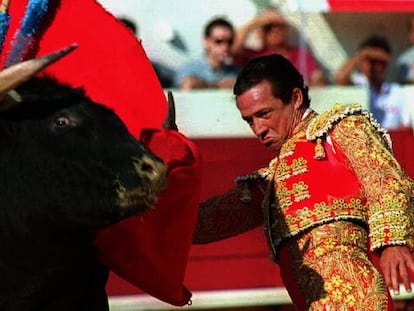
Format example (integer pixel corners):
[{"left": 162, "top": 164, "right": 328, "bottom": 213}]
[{"left": 55, "top": 116, "right": 71, "bottom": 127}]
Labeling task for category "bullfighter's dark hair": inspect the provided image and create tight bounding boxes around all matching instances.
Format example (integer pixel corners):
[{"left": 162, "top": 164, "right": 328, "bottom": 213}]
[
  {"left": 203, "top": 17, "right": 234, "bottom": 38},
  {"left": 233, "top": 54, "right": 311, "bottom": 107}
]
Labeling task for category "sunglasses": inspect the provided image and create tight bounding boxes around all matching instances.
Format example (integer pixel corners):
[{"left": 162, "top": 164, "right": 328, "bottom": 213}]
[{"left": 212, "top": 38, "right": 234, "bottom": 45}]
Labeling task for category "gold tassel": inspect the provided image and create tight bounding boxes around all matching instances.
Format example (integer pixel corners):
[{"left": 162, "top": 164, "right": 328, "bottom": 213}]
[{"left": 314, "top": 138, "right": 326, "bottom": 160}]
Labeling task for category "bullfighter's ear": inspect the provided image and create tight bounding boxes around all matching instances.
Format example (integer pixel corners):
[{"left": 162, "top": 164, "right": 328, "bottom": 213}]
[
  {"left": 0, "top": 44, "right": 78, "bottom": 111},
  {"left": 163, "top": 91, "right": 178, "bottom": 131}
]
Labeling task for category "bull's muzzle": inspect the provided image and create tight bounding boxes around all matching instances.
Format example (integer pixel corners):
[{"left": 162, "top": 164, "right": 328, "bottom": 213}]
[
  {"left": 115, "top": 155, "right": 167, "bottom": 211},
  {"left": 133, "top": 154, "right": 168, "bottom": 193}
]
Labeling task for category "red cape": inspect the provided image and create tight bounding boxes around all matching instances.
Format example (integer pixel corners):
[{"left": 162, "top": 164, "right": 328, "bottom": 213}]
[
  {"left": 0, "top": 0, "right": 166, "bottom": 137},
  {"left": 1, "top": 0, "right": 201, "bottom": 306},
  {"left": 96, "top": 129, "right": 202, "bottom": 306}
]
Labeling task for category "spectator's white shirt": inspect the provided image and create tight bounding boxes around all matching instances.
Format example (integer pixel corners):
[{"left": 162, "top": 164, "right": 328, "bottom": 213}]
[{"left": 350, "top": 73, "right": 411, "bottom": 130}]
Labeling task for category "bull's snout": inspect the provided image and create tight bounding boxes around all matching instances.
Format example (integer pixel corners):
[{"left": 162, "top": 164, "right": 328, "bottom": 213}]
[
  {"left": 134, "top": 155, "right": 168, "bottom": 193},
  {"left": 115, "top": 155, "right": 168, "bottom": 212}
]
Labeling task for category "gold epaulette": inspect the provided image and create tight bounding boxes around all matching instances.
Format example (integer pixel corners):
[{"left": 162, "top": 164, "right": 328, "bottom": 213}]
[
  {"left": 306, "top": 103, "right": 364, "bottom": 140},
  {"left": 306, "top": 103, "right": 393, "bottom": 151}
]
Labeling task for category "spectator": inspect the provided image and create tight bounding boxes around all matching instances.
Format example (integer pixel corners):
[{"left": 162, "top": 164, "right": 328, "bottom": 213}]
[
  {"left": 231, "top": 6, "right": 327, "bottom": 86},
  {"left": 396, "top": 16, "right": 414, "bottom": 84},
  {"left": 334, "top": 34, "right": 411, "bottom": 130},
  {"left": 118, "top": 16, "right": 175, "bottom": 88},
  {"left": 174, "top": 17, "right": 240, "bottom": 90}
]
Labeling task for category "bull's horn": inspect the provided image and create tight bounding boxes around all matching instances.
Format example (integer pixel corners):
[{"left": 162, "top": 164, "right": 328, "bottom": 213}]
[
  {"left": 163, "top": 90, "right": 178, "bottom": 131},
  {"left": 0, "top": 43, "right": 78, "bottom": 99}
]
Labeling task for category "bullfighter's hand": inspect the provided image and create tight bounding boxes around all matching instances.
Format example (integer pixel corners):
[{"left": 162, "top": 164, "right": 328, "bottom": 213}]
[{"left": 380, "top": 245, "right": 414, "bottom": 295}]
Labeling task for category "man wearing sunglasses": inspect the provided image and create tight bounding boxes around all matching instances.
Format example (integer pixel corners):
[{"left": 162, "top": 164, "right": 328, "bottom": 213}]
[{"left": 174, "top": 17, "right": 240, "bottom": 90}]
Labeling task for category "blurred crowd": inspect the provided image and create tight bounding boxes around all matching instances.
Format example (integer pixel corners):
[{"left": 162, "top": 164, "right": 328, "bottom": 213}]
[{"left": 119, "top": 6, "right": 414, "bottom": 131}]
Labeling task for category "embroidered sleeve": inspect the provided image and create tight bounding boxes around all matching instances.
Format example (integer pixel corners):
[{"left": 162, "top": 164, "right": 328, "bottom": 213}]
[{"left": 330, "top": 114, "right": 414, "bottom": 251}]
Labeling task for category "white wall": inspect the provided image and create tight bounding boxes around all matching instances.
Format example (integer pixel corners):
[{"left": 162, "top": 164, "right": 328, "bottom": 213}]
[{"left": 168, "top": 87, "right": 368, "bottom": 139}]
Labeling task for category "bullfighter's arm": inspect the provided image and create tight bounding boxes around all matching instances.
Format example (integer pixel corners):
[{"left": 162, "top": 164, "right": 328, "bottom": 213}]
[
  {"left": 330, "top": 114, "right": 414, "bottom": 294},
  {"left": 330, "top": 114, "right": 414, "bottom": 251},
  {"left": 193, "top": 178, "right": 267, "bottom": 244}
]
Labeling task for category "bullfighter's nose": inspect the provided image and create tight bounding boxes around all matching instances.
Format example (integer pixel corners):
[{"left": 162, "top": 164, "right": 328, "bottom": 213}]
[{"left": 135, "top": 154, "right": 168, "bottom": 192}]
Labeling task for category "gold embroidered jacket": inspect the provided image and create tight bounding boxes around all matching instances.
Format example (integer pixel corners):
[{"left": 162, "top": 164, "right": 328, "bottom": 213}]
[{"left": 258, "top": 104, "right": 414, "bottom": 254}]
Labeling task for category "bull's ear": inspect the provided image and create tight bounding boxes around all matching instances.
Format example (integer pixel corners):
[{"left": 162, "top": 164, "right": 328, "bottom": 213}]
[
  {"left": 163, "top": 91, "right": 178, "bottom": 131},
  {"left": 0, "top": 44, "right": 78, "bottom": 111}
]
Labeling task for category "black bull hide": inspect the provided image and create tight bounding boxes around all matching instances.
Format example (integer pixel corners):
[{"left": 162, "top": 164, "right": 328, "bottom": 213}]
[{"left": 0, "top": 77, "right": 168, "bottom": 310}]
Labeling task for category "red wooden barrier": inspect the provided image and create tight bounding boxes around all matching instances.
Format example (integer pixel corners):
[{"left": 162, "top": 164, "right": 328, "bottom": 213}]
[{"left": 107, "top": 130, "right": 414, "bottom": 300}]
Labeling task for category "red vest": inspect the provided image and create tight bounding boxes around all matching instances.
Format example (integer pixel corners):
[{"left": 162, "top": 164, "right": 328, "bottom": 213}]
[{"left": 271, "top": 128, "right": 367, "bottom": 245}]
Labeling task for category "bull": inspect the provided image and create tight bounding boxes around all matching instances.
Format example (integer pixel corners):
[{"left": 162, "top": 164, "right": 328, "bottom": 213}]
[{"left": 0, "top": 47, "right": 168, "bottom": 310}]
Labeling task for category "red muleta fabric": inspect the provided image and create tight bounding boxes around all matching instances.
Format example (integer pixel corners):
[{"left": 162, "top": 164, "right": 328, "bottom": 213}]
[
  {"left": 0, "top": 0, "right": 202, "bottom": 306},
  {"left": 96, "top": 129, "right": 202, "bottom": 306}
]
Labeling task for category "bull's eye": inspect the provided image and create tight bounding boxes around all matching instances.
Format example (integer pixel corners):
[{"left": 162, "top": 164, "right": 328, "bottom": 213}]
[{"left": 55, "top": 116, "right": 71, "bottom": 127}]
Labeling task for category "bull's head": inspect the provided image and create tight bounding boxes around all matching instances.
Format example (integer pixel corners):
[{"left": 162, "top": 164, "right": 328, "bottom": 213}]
[{"left": 0, "top": 47, "right": 168, "bottom": 229}]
